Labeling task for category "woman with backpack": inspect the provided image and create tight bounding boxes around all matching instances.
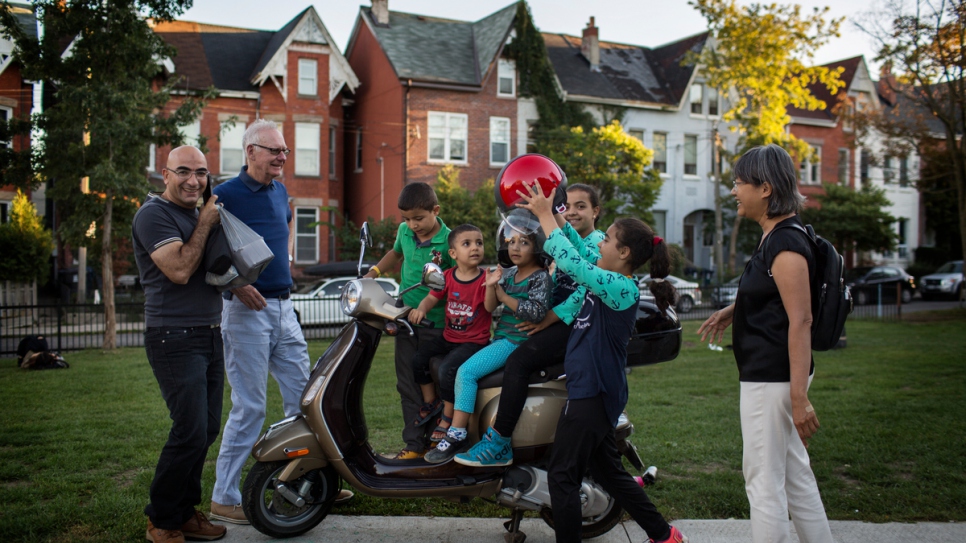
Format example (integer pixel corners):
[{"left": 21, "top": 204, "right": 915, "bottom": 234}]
[{"left": 697, "top": 144, "right": 834, "bottom": 543}]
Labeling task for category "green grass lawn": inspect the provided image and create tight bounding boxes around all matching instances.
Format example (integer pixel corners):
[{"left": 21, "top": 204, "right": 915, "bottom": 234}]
[{"left": 1, "top": 311, "right": 965, "bottom": 542}]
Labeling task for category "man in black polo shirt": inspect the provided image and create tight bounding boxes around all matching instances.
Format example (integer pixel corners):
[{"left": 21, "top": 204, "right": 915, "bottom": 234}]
[{"left": 133, "top": 145, "right": 226, "bottom": 543}]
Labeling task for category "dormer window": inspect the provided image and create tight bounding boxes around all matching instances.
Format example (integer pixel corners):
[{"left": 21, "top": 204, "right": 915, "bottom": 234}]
[
  {"left": 498, "top": 59, "right": 516, "bottom": 97},
  {"left": 690, "top": 84, "right": 703, "bottom": 115},
  {"left": 298, "top": 58, "right": 318, "bottom": 96}
]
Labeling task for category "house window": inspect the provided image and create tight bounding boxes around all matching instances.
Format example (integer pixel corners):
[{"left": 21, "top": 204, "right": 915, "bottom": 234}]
[
  {"left": 838, "top": 148, "right": 849, "bottom": 185},
  {"left": 690, "top": 84, "right": 703, "bottom": 115},
  {"left": 428, "top": 111, "right": 467, "bottom": 163},
  {"left": 897, "top": 218, "right": 908, "bottom": 258},
  {"left": 799, "top": 145, "right": 821, "bottom": 185},
  {"left": 627, "top": 129, "right": 644, "bottom": 142},
  {"left": 179, "top": 119, "right": 201, "bottom": 146},
  {"left": 497, "top": 59, "right": 515, "bottom": 97},
  {"left": 490, "top": 117, "right": 510, "bottom": 165},
  {"left": 295, "top": 122, "right": 320, "bottom": 176},
  {"left": 899, "top": 156, "right": 909, "bottom": 187},
  {"left": 684, "top": 134, "right": 698, "bottom": 175},
  {"left": 0, "top": 106, "right": 11, "bottom": 148},
  {"left": 651, "top": 211, "right": 667, "bottom": 239},
  {"left": 883, "top": 155, "right": 895, "bottom": 184},
  {"left": 652, "top": 132, "right": 667, "bottom": 173},
  {"left": 147, "top": 143, "right": 156, "bottom": 172},
  {"left": 298, "top": 59, "right": 318, "bottom": 96},
  {"left": 0, "top": 201, "right": 9, "bottom": 223},
  {"left": 354, "top": 130, "right": 363, "bottom": 172},
  {"left": 328, "top": 126, "right": 337, "bottom": 179},
  {"left": 295, "top": 207, "right": 319, "bottom": 264},
  {"left": 526, "top": 121, "right": 537, "bottom": 154},
  {"left": 860, "top": 149, "right": 870, "bottom": 187},
  {"left": 220, "top": 121, "right": 245, "bottom": 175},
  {"left": 708, "top": 87, "right": 719, "bottom": 116}
]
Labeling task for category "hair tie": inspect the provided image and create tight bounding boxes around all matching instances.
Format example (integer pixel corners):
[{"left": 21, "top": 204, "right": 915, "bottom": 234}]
[
  {"left": 652, "top": 236, "right": 663, "bottom": 246},
  {"left": 651, "top": 277, "right": 665, "bottom": 283}
]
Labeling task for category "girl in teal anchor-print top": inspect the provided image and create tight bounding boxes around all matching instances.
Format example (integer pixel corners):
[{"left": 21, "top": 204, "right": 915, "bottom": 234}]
[{"left": 515, "top": 184, "right": 687, "bottom": 543}]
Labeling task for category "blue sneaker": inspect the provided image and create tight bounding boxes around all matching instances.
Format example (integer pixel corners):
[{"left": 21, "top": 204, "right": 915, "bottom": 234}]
[{"left": 454, "top": 427, "right": 513, "bottom": 467}]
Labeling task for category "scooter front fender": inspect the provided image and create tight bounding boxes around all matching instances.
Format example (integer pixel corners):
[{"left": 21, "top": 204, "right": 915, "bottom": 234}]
[{"left": 251, "top": 415, "right": 327, "bottom": 472}]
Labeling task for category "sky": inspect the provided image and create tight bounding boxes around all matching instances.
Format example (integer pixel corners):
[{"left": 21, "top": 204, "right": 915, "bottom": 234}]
[{"left": 180, "top": 0, "right": 888, "bottom": 72}]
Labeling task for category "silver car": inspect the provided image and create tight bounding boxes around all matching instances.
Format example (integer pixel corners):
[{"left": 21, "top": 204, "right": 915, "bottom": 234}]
[
  {"left": 291, "top": 276, "right": 400, "bottom": 325},
  {"left": 919, "top": 260, "right": 964, "bottom": 301}
]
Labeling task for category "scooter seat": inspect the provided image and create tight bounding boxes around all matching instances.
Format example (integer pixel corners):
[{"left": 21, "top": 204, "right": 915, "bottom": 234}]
[{"left": 430, "top": 356, "right": 565, "bottom": 391}]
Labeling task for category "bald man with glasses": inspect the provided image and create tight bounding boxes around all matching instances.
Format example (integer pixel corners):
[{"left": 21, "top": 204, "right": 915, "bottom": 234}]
[{"left": 133, "top": 145, "right": 228, "bottom": 543}]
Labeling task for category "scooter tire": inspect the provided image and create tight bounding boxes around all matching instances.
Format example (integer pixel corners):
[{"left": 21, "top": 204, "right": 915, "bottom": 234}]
[
  {"left": 538, "top": 499, "right": 623, "bottom": 539},
  {"left": 242, "top": 460, "right": 338, "bottom": 539}
]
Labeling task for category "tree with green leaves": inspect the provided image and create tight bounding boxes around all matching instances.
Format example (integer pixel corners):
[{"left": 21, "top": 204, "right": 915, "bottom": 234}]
[
  {"left": 541, "top": 121, "right": 662, "bottom": 227},
  {"left": 801, "top": 183, "right": 898, "bottom": 257},
  {"left": 857, "top": 0, "right": 966, "bottom": 264},
  {"left": 0, "top": 0, "right": 211, "bottom": 348},
  {"left": 434, "top": 165, "right": 501, "bottom": 263},
  {"left": 0, "top": 190, "right": 54, "bottom": 285},
  {"left": 689, "top": 0, "right": 845, "bottom": 274}
]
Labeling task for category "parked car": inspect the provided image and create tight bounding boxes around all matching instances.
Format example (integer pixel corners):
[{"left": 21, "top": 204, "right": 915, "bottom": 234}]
[
  {"left": 638, "top": 274, "right": 701, "bottom": 313},
  {"left": 710, "top": 275, "right": 741, "bottom": 309},
  {"left": 845, "top": 266, "right": 916, "bottom": 305},
  {"left": 291, "top": 276, "right": 399, "bottom": 326},
  {"left": 919, "top": 260, "right": 964, "bottom": 301}
]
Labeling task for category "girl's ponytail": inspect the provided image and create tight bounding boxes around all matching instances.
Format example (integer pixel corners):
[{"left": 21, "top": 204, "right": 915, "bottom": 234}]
[{"left": 614, "top": 218, "right": 677, "bottom": 312}]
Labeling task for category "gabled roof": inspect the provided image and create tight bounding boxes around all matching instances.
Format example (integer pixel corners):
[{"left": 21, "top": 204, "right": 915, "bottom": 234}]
[
  {"left": 352, "top": 3, "right": 516, "bottom": 87},
  {"left": 543, "top": 31, "right": 709, "bottom": 108},
  {"left": 787, "top": 56, "right": 863, "bottom": 122},
  {"left": 153, "top": 7, "right": 359, "bottom": 100},
  {"left": 4, "top": 2, "right": 37, "bottom": 41}
]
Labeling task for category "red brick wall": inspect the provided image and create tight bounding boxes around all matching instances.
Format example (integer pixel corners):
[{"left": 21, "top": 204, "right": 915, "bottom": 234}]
[
  {"left": 406, "top": 62, "right": 517, "bottom": 193},
  {"left": 344, "top": 22, "right": 405, "bottom": 226},
  {"left": 0, "top": 64, "right": 33, "bottom": 193},
  {"left": 789, "top": 121, "right": 854, "bottom": 208}
]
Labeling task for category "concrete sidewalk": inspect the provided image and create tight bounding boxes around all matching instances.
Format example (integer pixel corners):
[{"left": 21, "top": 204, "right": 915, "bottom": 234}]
[{"left": 213, "top": 515, "right": 966, "bottom": 542}]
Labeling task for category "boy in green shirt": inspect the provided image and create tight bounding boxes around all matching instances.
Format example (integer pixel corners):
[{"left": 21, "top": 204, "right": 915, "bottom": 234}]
[{"left": 365, "top": 182, "right": 454, "bottom": 458}]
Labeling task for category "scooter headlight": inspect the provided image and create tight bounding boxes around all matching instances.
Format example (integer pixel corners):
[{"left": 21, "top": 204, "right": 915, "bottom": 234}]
[{"left": 340, "top": 279, "right": 362, "bottom": 316}]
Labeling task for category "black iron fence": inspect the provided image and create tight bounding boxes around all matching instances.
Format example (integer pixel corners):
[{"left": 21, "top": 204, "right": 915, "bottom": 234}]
[
  {"left": 2, "top": 286, "right": 906, "bottom": 358},
  {"left": 1, "top": 299, "right": 348, "bottom": 357}
]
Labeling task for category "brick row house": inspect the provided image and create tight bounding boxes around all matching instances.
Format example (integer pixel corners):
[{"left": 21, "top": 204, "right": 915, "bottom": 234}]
[
  {"left": 151, "top": 7, "right": 359, "bottom": 272},
  {"left": 342, "top": 0, "right": 519, "bottom": 225},
  {"left": 788, "top": 56, "right": 921, "bottom": 268},
  {"left": 541, "top": 19, "right": 739, "bottom": 272},
  {"left": 0, "top": 2, "right": 40, "bottom": 224}
]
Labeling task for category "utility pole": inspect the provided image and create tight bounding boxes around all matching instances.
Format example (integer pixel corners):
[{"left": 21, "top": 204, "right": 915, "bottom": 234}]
[{"left": 712, "top": 125, "right": 724, "bottom": 283}]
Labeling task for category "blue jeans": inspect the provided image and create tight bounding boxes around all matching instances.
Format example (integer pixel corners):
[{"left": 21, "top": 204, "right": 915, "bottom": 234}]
[
  {"left": 144, "top": 325, "right": 224, "bottom": 530},
  {"left": 212, "top": 297, "right": 309, "bottom": 506}
]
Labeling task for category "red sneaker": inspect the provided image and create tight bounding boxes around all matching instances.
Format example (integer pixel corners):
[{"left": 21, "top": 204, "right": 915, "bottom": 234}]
[{"left": 650, "top": 525, "right": 688, "bottom": 543}]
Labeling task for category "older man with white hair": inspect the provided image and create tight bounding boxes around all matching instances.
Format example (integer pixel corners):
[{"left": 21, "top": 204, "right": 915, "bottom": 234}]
[{"left": 209, "top": 120, "right": 351, "bottom": 524}]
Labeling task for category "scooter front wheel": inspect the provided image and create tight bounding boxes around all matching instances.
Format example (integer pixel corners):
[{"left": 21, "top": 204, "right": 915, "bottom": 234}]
[
  {"left": 538, "top": 498, "right": 623, "bottom": 539},
  {"left": 242, "top": 460, "right": 338, "bottom": 538}
]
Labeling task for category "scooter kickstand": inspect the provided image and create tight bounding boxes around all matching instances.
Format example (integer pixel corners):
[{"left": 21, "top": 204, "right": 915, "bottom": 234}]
[{"left": 502, "top": 509, "right": 526, "bottom": 543}]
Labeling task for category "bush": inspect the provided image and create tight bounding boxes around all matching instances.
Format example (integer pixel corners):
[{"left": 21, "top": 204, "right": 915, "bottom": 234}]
[{"left": 0, "top": 190, "right": 54, "bottom": 285}]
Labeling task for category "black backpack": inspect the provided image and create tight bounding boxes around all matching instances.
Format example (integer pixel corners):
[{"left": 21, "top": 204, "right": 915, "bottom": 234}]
[{"left": 766, "top": 223, "right": 853, "bottom": 351}]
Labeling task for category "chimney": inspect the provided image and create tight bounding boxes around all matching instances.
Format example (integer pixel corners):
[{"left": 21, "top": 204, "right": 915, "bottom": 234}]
[
  {"left": 878, "top": 60, "right": 896, "bottom": 106},
  {"left": 581, "top": 16, "right": 600, "bottom": 72},
  {"left": 371, "top": 0, "right": 389, "bottom": 26}
]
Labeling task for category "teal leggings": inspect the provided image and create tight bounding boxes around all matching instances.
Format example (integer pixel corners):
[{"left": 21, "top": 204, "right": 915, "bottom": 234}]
[{"left": 453, "top": 339, "right": 519, "bottom": 413}]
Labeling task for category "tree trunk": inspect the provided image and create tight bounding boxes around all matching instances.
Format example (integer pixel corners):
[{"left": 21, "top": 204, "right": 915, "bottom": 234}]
[
  {"left": 102, "top": 190, "right": 116, "bottom": 350},
  {"left": 727, "top": 212, "right": 742, "bottom": 275}
]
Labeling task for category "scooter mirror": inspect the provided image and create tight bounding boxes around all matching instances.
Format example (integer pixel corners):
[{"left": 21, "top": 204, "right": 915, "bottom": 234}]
[
  {"left": 422, "top": 263, "right": 445, "bottom": 291},
  {"left": 360, "top": 222, "right": 373, "bottom": 248}
]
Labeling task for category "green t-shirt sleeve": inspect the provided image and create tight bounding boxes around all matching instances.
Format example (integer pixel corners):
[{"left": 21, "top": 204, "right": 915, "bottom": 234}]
[
  {"left": 392, "top": 223, "right": 406, "bottom": 255},
  {"left": 545, "top": 230, "right": 638, "bottom": 311}
]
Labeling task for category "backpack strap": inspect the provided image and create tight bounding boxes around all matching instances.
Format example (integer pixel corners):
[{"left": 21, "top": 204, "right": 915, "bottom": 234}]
[{"left": 763, "top": 222, "right": 812, "bottom": 277}]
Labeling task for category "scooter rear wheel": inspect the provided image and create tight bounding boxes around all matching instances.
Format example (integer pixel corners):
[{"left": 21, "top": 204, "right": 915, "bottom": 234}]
[
  {"left": 242, "top": 460, "right": 338, "bottom": 538},
  {"left": 538, "top": 498, "right": 623, "bottom": 539}
]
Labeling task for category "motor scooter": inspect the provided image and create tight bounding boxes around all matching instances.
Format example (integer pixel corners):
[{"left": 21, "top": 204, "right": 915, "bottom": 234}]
[{"left": 241, "top": 223, "right": 682, "bottom": 542}]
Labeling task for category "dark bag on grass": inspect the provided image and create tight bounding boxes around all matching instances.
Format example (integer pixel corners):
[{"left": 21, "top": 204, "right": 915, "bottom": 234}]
[
  {"left": 16, "top": 335, "right": 69, "bottom": 370},
  {"left": 766, "top": 223, "right": 852, "bottom": 351},
  {"left": 16, "top": 335, "right": 49, "bottom": 367}
]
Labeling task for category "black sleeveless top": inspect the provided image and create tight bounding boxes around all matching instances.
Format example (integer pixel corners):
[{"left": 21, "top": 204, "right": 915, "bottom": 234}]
[{"left": 733, "top": 215, "right": 815, "bottom": 382}]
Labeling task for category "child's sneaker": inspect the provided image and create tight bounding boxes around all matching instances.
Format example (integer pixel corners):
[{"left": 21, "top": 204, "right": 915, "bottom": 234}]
[
  {"left": 454, "top": 427, "right": 513, "bottom": 467},
  {"left": 425, "top": 428, "right": 467, "bottom": 464},
  {"left": 650, "top": 525, "right": 688, "bottom": 543}
]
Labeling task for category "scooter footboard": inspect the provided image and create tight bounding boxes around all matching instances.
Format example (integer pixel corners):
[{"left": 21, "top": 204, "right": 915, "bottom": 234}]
[{"left": 251, "top": 415, "right": 328, "bottom": 470}]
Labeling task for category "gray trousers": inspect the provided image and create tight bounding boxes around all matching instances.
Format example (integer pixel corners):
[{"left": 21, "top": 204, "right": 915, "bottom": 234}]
[{"left": 394, "top": 326, "right": 444, "bottom": 453}]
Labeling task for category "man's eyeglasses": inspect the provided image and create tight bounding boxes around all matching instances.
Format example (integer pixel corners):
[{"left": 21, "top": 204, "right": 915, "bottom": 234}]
[
  {"left": 167, "top": 168, "right": 210, "bottom": 181},
  {"left": 251, "top": 143, "right": 292, "bottom": 156}
]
